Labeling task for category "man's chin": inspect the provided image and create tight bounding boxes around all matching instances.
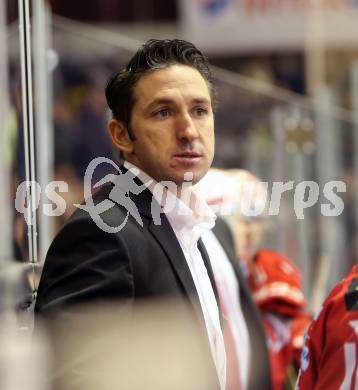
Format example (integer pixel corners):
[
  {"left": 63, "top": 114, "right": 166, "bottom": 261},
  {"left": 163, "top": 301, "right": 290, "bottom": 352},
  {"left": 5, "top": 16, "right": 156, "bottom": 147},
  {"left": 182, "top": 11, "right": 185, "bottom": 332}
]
[
  {"left": 156, "top": 165, "right": 209, "bottom": 189},
  {"left": 176, "top": 170, "right": 207, "bottom": 186},
  {"left": 190, "top": 169, "right": 210, "bottom": 186}
]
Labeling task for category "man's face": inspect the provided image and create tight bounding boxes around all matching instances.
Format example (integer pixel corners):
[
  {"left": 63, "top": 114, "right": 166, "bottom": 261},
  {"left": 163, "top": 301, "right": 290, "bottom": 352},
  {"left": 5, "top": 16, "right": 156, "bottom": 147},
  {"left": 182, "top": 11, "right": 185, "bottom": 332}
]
[{"left": 125, "top": 64, "right": 215, "bottom": 186}]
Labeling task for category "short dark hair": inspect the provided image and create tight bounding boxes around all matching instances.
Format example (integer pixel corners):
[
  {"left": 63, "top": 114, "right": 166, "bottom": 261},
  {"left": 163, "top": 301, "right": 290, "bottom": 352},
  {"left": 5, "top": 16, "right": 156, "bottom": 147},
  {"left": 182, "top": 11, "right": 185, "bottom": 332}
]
[{"left": 105, "top": 39, "right": 215, "bottom": 128}]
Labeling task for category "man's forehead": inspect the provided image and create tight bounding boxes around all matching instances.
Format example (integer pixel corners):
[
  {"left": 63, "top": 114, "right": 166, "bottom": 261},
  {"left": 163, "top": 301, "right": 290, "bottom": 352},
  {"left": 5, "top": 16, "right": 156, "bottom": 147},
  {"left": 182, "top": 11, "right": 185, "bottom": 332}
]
[{"left": 133, "top": 65, "right": 211, "bottom": 105}]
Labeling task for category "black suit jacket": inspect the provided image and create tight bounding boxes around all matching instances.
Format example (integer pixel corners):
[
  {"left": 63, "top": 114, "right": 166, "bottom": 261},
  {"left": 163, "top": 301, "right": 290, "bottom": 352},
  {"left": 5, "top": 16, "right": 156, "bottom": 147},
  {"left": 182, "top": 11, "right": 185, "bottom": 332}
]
[
  {"left": 35, "top": 169, "right": 220, "bottom": 388},
  {"left": 213, "top": 218, "right": 272, "bottom": 390}
]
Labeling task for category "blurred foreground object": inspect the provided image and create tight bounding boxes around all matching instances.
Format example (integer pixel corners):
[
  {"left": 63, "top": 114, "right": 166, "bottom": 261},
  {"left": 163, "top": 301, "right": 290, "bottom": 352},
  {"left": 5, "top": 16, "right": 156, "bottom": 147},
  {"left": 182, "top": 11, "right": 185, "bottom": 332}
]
[
  {"left": 46, "top": 300, "right": 217, "bottom": 390},
  {"left": 296, "top": 264, "right": 358, "bottom": 389},
  {"left": 0, "top": 261, "right": 52, "bottom": 390}
]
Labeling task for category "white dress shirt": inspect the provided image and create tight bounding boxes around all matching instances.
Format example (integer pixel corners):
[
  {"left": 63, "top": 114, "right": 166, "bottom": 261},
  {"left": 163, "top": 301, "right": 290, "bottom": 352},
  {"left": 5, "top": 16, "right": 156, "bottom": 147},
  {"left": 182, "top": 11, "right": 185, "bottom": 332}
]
[
  {"left": 163, "top": 189, "right": 227, "bottom": 390},
  {"left": 123, "top": 161, "right": 227, "bottom": 390}
]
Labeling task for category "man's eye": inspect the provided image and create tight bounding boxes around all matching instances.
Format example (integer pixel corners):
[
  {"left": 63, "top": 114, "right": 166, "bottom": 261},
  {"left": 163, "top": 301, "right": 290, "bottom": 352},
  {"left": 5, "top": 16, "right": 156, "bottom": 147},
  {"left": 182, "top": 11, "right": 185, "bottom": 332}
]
[
  {"left": 154, "top": 109, "right": 171, "bottom": 118},
  {"left": 193, "top": 107, "right": 208, "bottom": 116}
]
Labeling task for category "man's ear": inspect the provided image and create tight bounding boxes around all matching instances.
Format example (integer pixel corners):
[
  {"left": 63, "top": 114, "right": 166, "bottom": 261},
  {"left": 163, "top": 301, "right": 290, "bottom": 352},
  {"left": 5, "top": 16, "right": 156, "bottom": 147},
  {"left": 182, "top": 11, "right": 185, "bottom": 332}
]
[{"left": 108, "top": 119, "right": 134, "bottom": 155}]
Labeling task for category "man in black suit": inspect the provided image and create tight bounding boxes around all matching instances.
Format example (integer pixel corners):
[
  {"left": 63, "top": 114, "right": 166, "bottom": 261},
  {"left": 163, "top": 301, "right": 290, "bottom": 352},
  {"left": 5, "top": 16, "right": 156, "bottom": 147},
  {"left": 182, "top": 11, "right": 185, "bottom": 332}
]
[{"left": 35, "top": 39, "right": 270, "bottom": 389}]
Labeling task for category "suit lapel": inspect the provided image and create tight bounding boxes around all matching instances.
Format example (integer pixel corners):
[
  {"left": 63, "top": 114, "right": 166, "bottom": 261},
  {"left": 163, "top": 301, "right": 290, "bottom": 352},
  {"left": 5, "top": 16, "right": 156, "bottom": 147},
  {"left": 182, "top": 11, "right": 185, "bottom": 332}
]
[
  {"left": 117, "top": 165, "right": 213, "bottom": 331},
  {"left": 148, "top": 217, "right": 206, "bottom": 327},
  {"left": 130, "top": 180, "right": 205, "bottom": 327}
]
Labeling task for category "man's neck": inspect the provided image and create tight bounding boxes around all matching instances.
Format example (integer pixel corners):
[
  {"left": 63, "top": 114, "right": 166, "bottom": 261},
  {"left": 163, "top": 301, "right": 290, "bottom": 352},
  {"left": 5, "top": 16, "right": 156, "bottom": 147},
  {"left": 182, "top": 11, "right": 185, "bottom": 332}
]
[
  {"left": 122, "top": 160, "right": 212, "bottom": 220},
  {"left": 123, "top": 159, "right": 188, "bottom": 199}
]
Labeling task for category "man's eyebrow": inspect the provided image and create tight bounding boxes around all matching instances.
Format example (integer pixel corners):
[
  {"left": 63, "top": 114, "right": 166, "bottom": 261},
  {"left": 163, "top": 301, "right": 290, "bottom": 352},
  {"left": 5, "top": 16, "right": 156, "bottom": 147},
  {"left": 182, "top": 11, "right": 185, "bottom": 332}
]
[
  {"left": 144, "top": 97, "right": 211, "bottom": 112},
  {"left": 191, "top": 97, "right": 211, "bottom": 106},
  {"left": 144, "top": 98, "right": 175, "bottom": 112}
]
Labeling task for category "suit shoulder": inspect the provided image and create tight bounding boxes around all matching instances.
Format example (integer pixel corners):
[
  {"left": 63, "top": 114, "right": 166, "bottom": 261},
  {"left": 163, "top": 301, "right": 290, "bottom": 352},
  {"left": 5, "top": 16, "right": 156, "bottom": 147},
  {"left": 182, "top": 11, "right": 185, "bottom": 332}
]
[{"left": 65, "top": 183, "right": 131, "bottom": 228}]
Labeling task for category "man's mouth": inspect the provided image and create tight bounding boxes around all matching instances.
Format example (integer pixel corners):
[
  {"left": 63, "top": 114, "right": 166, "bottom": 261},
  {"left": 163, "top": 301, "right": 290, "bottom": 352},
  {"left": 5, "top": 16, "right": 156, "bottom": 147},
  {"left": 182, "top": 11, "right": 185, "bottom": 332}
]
[{"left": 173, "top": 151, "right": 203, "bottom": 159}]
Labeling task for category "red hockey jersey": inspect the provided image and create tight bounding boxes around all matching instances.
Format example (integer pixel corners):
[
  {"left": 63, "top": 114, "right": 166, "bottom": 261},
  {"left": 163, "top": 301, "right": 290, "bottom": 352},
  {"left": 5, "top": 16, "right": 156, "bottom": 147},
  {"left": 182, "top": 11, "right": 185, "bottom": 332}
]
[
  {"left": 248, "top": 249, "right": 307, "bottom": 317},
  {"left": 296, "top": 265, "right": 358, "bottom": 390}
]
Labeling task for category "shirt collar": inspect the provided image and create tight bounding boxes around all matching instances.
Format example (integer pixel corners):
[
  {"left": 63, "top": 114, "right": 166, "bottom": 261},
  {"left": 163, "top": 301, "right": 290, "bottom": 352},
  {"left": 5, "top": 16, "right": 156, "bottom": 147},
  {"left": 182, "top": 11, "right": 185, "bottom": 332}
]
[{"left": 123, "top": 160, "right": 216, "bottom": 239}]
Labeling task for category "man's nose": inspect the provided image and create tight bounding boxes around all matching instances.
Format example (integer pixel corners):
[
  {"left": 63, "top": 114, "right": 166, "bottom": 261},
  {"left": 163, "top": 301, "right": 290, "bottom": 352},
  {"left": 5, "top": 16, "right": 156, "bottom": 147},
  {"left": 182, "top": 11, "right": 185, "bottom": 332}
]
[{"left": 175, "top": 112, "right": 199, "bottom": 141}]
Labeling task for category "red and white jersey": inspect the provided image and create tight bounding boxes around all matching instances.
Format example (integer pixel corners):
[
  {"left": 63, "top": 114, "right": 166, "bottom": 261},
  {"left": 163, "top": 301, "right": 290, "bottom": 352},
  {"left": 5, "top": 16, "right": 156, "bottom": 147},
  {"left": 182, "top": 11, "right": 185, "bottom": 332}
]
[{"left": 296, "top": 265, "right": 358, "bottom": 390}]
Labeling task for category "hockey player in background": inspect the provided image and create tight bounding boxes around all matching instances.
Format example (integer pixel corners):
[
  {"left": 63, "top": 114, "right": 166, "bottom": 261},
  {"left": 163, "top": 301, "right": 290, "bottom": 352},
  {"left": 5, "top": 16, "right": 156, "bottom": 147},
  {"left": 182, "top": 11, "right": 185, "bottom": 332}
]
[{"left": 296, "top": 264, "right": 358, "bottom": 390}]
